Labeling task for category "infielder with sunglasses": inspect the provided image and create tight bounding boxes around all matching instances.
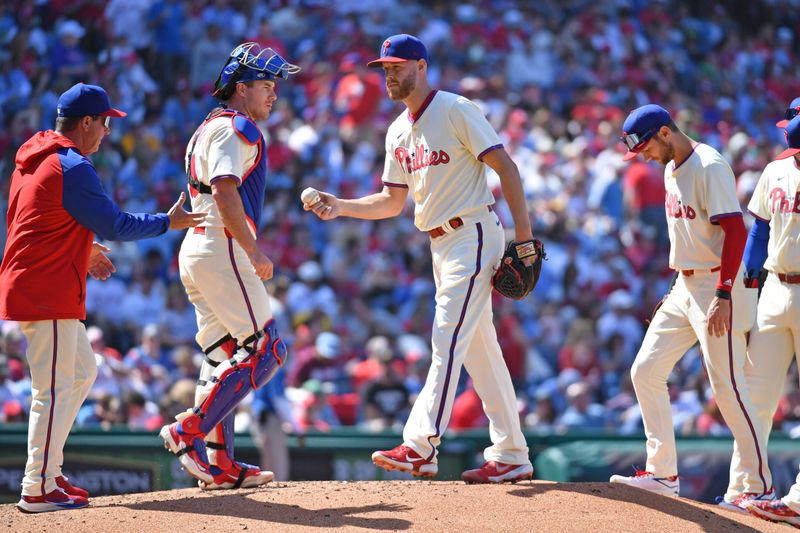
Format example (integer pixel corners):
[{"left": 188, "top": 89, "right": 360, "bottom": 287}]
[
  {"left": 160, "top": 43, "right": 300, "bottom": 489},
  {"left": 609, "top": 105, "right": 771, "bottom": 501},
  {"left": 733, "top": 112, "right": 800, "bottom": 526}
]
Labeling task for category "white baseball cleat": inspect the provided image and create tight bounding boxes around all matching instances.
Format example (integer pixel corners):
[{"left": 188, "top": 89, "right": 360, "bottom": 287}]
[
  {"left": 716, "top": 488, "right": 776, "bottom": 513},
  {"left": 610, "top": 469, "right": 679, "bottom": 497}
]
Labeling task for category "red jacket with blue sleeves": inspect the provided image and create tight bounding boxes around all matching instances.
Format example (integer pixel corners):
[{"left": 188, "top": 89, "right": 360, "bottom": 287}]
[{"left": 0, "top": 131, "right": 169, "bottom": 321}]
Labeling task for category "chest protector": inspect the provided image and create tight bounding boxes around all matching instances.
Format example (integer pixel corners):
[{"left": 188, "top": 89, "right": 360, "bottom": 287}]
[{"left": 186, "top": 108, "right": 269, "bottom": 229}]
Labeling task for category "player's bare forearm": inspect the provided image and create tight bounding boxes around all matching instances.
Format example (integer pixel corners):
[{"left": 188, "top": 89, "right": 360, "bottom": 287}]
[
  {"left": 482, "top": 149, "right": 533, "bottom": 241},
  {"left": 213, "top": 178, "right": 273, "bottom": 279},
  {"left": 212, "top": 178, "right": 259, "bottom": 253},
  {"left": 307, "top": 186, "right": 407, "bottom": 221},
  {"left": 339, "top": 187, "right": 407, "bottom": 219}
]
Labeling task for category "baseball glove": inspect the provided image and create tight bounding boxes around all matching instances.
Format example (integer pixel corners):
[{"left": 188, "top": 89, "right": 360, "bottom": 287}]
[{"left": 492, "top": 239, "right": 546, "bottom": 300}]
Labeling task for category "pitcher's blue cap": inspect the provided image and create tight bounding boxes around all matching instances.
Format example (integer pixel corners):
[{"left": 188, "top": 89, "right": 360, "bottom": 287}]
[
  {"left": 367, "top": 34, "right": 428, "bottom": 67},
  {"left": 57, "top": 83, "right": 126, "bottom": 118}
]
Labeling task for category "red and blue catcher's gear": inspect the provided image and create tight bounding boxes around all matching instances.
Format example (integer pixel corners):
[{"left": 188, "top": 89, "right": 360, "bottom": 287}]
[
  {"left": 168, "top": 320, "right": 286, "bottom": 484},
  {"left": 186, "top": 108, "right": 268, "bottom": 232},
  {"left": 212, "top": 42, "right": 301, "bottom": 100}
]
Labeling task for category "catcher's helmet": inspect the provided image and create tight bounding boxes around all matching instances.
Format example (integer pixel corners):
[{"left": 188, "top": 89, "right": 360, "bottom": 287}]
[{"left": 212, "top": 42, "right": 301, "bottom": 100}]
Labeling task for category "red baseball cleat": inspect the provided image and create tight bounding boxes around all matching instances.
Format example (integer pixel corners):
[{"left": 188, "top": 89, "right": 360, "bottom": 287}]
[
  {"left": 743, "top": 499, "right": 800, "bottom": 528},
  {"left": 55, "top": 476, "right": 89, "bottom": 499},
  {"left": 200, "top": 461, "right": 274, "bottom": 490},
  {"left": 371, "top": 444, "right": 438, "bottom": 478},
  {"left": 17, "top": 488, "right": 89, "bottom": 513},
  {"left": 461, "top": 461, "right": 533, "bottom": 484},
  {"left": 160, "top": 422, "right": 213, "bottom": 483}
]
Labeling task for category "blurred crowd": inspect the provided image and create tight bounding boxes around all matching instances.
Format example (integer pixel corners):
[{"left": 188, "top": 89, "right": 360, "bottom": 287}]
[{"left": 0, "top": 0, "right": 799, "bottom": 441}]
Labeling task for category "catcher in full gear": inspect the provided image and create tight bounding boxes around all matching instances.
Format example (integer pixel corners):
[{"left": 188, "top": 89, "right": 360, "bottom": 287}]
[{"left": 160, "top": 42, "right": 300, "bottom": 489}]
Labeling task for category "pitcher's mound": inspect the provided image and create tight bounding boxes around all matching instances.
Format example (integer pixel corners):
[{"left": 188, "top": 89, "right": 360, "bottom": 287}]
[{"left": 0, "top": 480, "right": 788, "bottom": 532}]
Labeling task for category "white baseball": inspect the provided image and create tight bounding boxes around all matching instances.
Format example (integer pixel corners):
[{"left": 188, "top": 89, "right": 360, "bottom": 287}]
[{"left": 301, "top": 187, "right": 320, "bottom": 205}]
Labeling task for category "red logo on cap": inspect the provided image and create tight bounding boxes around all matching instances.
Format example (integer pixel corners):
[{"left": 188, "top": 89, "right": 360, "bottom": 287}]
[
  {"left": 785, "top": 130, "right": 790, "bottom": 144},
  {"left": 382, "top": 40, "right": 391, "bottom": 55}
]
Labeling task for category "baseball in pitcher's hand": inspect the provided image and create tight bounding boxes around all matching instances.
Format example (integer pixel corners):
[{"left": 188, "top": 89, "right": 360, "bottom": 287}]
[
  {"left": 88, "top": 242, "right": 115, "bottom": 280},
  {"left": 304, "top": 191, "right": 340, "bottom": 220},
  {"left": 248, "top": 249, "right": 274, "bottom": 280},
  {"left": 706, "top": 297, "right": 730, "bottom": 337},
  {"left": 168, "top": 192, "right": 208, "bottom": 229}
]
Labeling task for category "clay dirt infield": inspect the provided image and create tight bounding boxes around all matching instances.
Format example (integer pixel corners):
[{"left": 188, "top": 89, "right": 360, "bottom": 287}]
[{"left": 0, "top": 481, "right": 789, "bottom": 532}]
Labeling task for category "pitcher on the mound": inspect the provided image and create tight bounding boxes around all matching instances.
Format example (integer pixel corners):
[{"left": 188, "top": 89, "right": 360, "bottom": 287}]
[
  {"left": 305, "top": 34, "right": 536, "bottom": 484},
  {"left": 609, "top": 104, "right": 771, "bottom": 499}
]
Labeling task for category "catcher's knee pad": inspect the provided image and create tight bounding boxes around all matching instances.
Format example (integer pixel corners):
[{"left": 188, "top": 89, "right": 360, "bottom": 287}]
[
  {"left": 196, "top": 320, "right": 286, "bottom": 435},
  {"left": 196, "top": 334, "right": 238, "bottom": 406}
]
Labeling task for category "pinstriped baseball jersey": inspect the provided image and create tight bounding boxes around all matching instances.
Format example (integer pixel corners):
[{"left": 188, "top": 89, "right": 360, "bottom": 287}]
[
  {"left": 747, "top": 157, "right": 800, "bottom": 274},
  {"left": 186, "top": 116, "right": 259, "bottom": 231},
  {"left": 380, "top": 90, "right": 500, "bottom": 231},
  {"left": 665, "top": 143, "right": 742, "bottom": 272}
]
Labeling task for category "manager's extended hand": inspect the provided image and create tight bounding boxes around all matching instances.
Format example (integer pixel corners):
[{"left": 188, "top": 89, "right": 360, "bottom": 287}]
[
  {"left": 88, "top": 242, "right": 115, "bottom": 280},
  {"left": 168, "top": 192, "right": 208, "bottom": 229}
]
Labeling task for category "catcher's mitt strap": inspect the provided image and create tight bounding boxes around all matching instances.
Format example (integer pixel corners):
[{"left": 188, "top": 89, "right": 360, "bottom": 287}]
[{"left": 515, "top": 241, "right": 538, "bottom": 259}]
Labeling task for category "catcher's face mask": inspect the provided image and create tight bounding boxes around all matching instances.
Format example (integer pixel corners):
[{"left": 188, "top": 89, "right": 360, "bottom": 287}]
[{"left": 213, "top": 42, "right": 301, "bottom": 98}]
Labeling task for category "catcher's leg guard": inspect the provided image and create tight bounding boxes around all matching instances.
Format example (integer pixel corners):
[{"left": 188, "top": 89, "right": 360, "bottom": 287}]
[
  {"left": 196, "top": 335, "right": 238, "bottom": 468},
  {"left": 182, "top": 320, "right": 287, "bottom": 438}
]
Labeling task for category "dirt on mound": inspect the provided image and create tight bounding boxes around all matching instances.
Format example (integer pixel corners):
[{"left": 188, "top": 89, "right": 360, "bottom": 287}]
[{"left": 0, "top": 481, "right": 787, "bottom": 532}]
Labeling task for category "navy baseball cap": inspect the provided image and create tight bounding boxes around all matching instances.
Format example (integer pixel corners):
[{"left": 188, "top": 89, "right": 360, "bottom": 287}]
[
  {"left": 775, "top": 115, "right": 800, "bottom": 160},
  {"left": 776, "top": 96, "right": 800, "bottom": 128},
  {"left": 57, "top": 83, "right": 126, "bottom": 118},
  {"left": 620, "top": 104, "right": 672, "bottom": 161},
  {"left": 367, "top": 34, "right": 428, "bottom": 67}
]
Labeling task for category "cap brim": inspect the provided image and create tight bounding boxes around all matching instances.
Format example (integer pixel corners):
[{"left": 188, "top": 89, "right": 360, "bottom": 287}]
[
  {"left": 367, "top": 56, "right": 411, "bottom": 67},
  {"left": 775, "top": 147, "right": 800, "bottom": 160},
  {"left": 776, "top": 119, "right": 789, "bottom": 128},
  {"left": 98, "top": 108, "right": 127, "bottom": 118},
  {"left": 623, "top": 150, "right": 640, "bottom": 161}
]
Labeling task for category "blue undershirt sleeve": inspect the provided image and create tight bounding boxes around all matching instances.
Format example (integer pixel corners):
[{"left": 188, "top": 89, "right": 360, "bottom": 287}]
[
  {"left": 742, "top": 217, "right": 770, "bottom": 278},
  {"left": 62, "top": 162, "right": 170, "bottom": 241}
]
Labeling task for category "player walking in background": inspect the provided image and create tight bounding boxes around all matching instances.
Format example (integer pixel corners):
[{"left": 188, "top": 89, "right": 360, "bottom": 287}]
[
  {"left": 159, "top": 43, "right": 300, "bottom": 490},
  {"left": 608, "top": 105, "right": 771, "bottom": 500},
  {"left": 0, "top": 83, "right": 205, "bottom": 513},
  {"left": 736, "top": 114, "right": 800, "bottom": 526},
  {"left": 305, "top": 34, "right": 537, "bottom": 484}
]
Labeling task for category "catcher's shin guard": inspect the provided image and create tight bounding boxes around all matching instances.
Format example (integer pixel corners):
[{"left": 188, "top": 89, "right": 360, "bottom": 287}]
[
  {"left": 196, "top": 335, "right": 238, "bottom": 467},
  {"left": 181, "top": 320, "right": 287, "bottom": 438}
]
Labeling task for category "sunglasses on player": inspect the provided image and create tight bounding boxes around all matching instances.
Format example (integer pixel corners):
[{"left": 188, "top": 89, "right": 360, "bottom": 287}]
[
  {"left": 92, "top": 115, "right": 111, "bottom": 128},
  {"left": 784, "top": 106, "right": 800, "bottom": 122},
  {"left": 621, "top": 127, "right": 659, "bottom": 151}
]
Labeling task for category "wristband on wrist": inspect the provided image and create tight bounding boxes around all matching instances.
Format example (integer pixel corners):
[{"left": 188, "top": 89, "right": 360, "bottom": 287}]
[{"left": 715, "top": 288, "right": 731, "bottom": 300}]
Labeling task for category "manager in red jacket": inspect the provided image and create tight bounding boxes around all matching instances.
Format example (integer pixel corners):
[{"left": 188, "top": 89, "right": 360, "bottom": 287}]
[{"left": 0, "top": 83, "right": 205, "bottom": 513}]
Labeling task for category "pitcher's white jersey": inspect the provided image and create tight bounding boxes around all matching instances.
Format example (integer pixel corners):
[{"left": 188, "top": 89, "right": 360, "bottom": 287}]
[
  {"left": 664, "top": 143, "right": 742, "bottom": 271},
  {"left": 380, "top": 90, "right": 499, "bottom": 231},
  {"left": 747, "top": 157, "right": 800, "bottom": 274}
]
